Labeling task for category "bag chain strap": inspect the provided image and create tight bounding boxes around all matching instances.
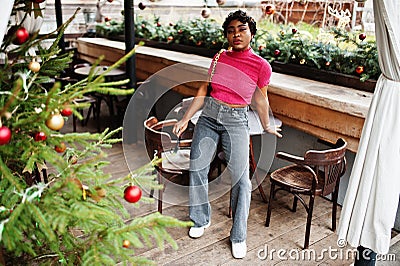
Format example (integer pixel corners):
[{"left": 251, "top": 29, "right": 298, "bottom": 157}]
[{"left": 210, "top": 49, "right": 225, "bottom": 82}]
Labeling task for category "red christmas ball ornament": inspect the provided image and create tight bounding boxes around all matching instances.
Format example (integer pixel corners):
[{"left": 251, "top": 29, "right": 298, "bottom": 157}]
[
  {"left": 138, "top": 2, "right": 146, "bottom": 10},
  {"left": 46, "top": 113, "right": 65, "bottom": 131},
  {"left": 55, "top": 142, "right": 67, "bottom": 153},
  {"left": 0, "top": 126, "right": 12, "bottom": 145},
  {"left": 61, "top": 107, "right": 73, "bottom": 116},
  {"left": 124, "top": 185, "right": 142, "bottom": 203},
  {"left": 34, "top": 132, "right": 47, "bottom": 142},
  {"left": 355, "top": 66, "right": 364, "bottom": 74},
  {"left": 156, "top": 22, "right": 161, "bottom": 27},
  {"left": 201, "top": 8, "right": 211, "bottom": 18},
  {"left": 14, "top": 27, "right": 29, "bottom": 45},
  {"left": 32, "top": 0, "right": 46, "bottom": 3},
  {"left": 274, "top": 49, "right": 281, "bottom": 56},
  {"left": 358, "top": 33, "right": 366, "bottom": 41},
  {"left": 264, "top": 4, "right": 276, "bottom": 15},
  {"left": 292, "top": 28, "right": 298, "bottom": 34},
  {"left": 107, "top": 0, "right": 114, "bottom": 2},
  {"left": 104, "top": 16, "right": 112, "bottom": 22}
]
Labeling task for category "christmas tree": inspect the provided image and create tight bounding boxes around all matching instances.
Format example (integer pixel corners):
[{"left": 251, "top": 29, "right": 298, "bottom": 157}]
[{"left": 0, "top": 1, "right": 191, "bottom": 265}]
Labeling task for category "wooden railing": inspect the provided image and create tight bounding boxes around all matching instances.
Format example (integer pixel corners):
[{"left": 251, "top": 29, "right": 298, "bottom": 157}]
[{"left": 75, "top": 37, "right": 373, "bottom": 152}]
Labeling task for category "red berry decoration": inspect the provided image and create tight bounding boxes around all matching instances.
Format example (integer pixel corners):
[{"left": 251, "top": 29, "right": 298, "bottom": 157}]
[
  {"left": 156, "top": 22, "right": 161, "bottom": 27},
  {"left": 104, "top": 16, "right": 112, "bottom": 22},
  {"left": 0, "top": 126, "right": 12, "bottom": 145},
  {"left": 138, "top": 2, "right": 146, "bottom": 10},
  {"left": 14, "top": 27, "right": 29, "bottom": 45},
  {"left": 201, "top": 8, "right": 211, "bottom": 18},
  {"left": 274, "top": 49, "right": 281, "bottom": 56},
  {"left": 359, "top": 33, "right": 366, "bottom": 41},
  {"left": 124, "top": 185, "right": 142, "bottom": 203},
  {"left": 61, "top": 107, "right": 73, "bottom": 116},
  {"left": 292, "top": 28, "right": 298, "bottom": 34},
  {"left": 107, "top": 0, "right": 114, "bottom": 2},
  {"left": 46, "top": 113, "right": 64, "bottom": 131},
  {"left": 264, "top": 4, "right": 276, "bottom": 15},
  {"left": 55, "top": 142, "right": 67, "bottom": 153},
  {"left": 34, "top": 132, "right": 47, "bottom": 142},
  {"left": 355, "top": 66, "right": 364, "bottom": 74}
]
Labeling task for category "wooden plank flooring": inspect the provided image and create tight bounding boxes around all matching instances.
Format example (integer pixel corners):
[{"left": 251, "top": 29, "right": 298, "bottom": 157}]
[
  {"left": 62, "top": 108, "right": 367, "bottom": 266},
  {"left": 108, "top": 141, "right": 352, "bottom": 265}
]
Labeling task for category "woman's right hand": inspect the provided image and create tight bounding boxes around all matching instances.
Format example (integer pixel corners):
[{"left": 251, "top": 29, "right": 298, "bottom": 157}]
[{"left": 173, "top": 120, "right": 189, "bottom": 137}]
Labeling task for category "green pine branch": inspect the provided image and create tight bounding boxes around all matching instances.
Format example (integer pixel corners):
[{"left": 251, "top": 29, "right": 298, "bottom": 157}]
[{"left": 0, "top": 3, "right": 192, "bottom": 265}]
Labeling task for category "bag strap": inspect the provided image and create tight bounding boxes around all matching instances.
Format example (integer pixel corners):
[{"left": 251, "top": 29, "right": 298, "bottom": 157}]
[{"left": 210, "top": 49, "right": 225, "bottom": 82}]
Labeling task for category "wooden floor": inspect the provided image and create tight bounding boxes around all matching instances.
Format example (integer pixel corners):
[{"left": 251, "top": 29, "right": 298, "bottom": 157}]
[{"left": 63, "top": 107, "right": 399, "bottom": 266}]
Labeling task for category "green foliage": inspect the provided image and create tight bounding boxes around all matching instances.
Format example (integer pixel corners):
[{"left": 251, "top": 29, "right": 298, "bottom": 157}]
[
  {"left": 0, "top": 3, "right": 192, "bottom": 265},
  {"left": 255, "top": 25, "right": 380, "bottom": 81},
  {"left": 97, "top": 17, "right": 380, "bottom": 81},
  {"left": 97, "top": 15, "right": 225, "bottom": 50}
]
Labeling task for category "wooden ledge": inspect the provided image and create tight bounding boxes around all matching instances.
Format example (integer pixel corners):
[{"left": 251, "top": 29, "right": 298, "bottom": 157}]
[{"left": 75, "top": 37, "right": 373, "bottom": 152}]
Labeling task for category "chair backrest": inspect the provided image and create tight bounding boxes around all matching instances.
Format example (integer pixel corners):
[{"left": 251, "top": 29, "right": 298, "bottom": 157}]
[
  {"left": 144, "top": 117, "right": 176, "bottom": 160},
  {"left": 144, "top": 116, "right": 193, "bottom": 162},
  {"left": 304, "top": 138, "right": 347, "bottom": 196}
]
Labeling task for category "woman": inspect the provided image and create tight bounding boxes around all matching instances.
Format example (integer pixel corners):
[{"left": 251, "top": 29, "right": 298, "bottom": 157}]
[{"left": 173, "top": 10, "right": 281, "bottom": 259}]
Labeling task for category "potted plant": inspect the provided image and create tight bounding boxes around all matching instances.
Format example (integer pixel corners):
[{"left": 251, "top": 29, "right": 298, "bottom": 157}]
[{"left": 96, "top": 16, "right": 379, "bottom": 92}]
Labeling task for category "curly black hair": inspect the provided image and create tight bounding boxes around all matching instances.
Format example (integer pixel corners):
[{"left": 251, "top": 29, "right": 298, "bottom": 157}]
[{"left": 222, "top": 10, "right": 257, "bottom": 37}]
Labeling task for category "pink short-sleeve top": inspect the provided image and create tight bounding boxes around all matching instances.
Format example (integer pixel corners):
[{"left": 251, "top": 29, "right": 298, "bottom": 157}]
[{"left": 208, "top": 48, "right": 272, "bottom": 105}]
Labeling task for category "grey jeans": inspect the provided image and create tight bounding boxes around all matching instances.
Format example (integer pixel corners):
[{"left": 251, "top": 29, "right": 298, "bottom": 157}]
[{"left": 189, "top": 97, "right": 251, "bottom": 243}]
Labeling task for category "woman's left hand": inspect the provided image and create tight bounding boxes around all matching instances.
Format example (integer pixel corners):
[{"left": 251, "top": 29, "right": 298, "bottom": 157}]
[{"left": 264, "top": 125, "right": 282, "bottom": 138}]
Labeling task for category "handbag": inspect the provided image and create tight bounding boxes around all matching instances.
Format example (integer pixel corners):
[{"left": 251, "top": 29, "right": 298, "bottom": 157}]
[{"left": 207, "top": 49, "right": 225, "bottom": 95}]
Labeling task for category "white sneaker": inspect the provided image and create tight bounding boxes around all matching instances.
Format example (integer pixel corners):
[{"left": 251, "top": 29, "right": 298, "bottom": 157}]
[
  {"left": 188, "top": 221, "right": 211, "bottom": 238},
  {"left": 232, "top": 241, "right": 247, "bottom": 259}
]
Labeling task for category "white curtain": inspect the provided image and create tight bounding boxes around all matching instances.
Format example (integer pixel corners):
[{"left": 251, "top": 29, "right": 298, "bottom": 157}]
[
  {"left": 337, "top": 0, "right": 400, "bottom": 254},
  {"left": 0, "top": 0, "right": 14, "bottom": 46}
]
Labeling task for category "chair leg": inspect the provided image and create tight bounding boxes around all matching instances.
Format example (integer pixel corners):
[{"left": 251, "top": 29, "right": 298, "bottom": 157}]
[
  {"left": 292, "top": 196, "right": 298, "bottom": 212},
  {"left": 304, "top": 195, "right": 315, "bottom": 249},
  {"left": 265, "top": 182, "right": 275, "bottom": 227},
  {"left": 249, "top": 138, "right": 268, "bottom": 203},
  {"left": 73, "top": 114, "right": 77, "bottom": 132},
  {"left": 228, "top": 189, "right": 232, "bottom": 218},
  {"left": 332, "top": 189, "right": 339, "bottom": 232},
  {"left": 149, "top": 169, "right": 157, "bottom": 198},
  {"left": 157, "top": 172, "right": 163, "bottom": 214},
  {"left": 84, "top": 103, "right": 93, "bottom": 126},
  {"left": 95, "top": 97, "right": 102, "bottom": 132}
]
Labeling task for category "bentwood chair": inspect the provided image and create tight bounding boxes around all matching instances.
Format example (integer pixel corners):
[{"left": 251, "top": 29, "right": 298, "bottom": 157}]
[
  {"left": 265, "top": 138, "right": 347, "bottom": 249},
  {"left": 144, "top": 116, "right": 194, "bottom": 213}
]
